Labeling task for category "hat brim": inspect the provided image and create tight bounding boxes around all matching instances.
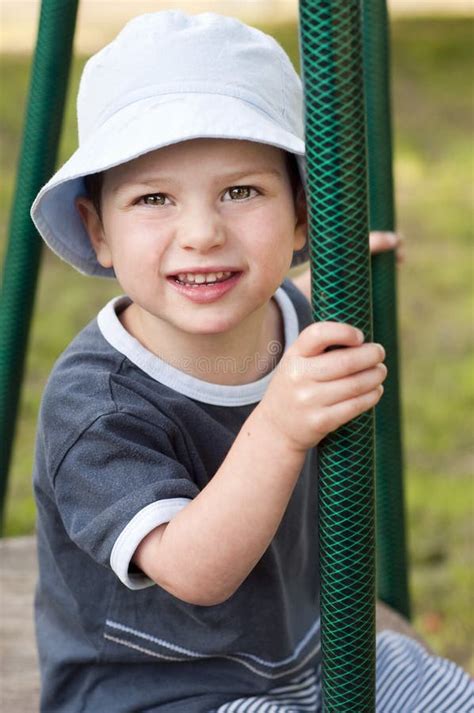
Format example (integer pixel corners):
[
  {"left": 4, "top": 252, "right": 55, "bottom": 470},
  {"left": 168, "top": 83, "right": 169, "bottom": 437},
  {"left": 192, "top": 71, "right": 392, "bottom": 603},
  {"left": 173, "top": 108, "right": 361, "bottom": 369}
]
[{"left": 31, "top": 92, "right": 308, "bottom": 277}]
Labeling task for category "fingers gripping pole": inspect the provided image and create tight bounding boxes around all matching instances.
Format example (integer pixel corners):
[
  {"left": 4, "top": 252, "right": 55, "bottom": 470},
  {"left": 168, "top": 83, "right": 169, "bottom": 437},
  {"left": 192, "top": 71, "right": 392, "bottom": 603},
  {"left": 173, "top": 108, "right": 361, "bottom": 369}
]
[
  {"left": 0, "top": 0, "right": 79, "bottom": 529},
  {"left": 299, "top": 1, "right": 376, "bottom": 710},
  {"left": 362, "top": 0, "right": 411, "bottom": 619}
]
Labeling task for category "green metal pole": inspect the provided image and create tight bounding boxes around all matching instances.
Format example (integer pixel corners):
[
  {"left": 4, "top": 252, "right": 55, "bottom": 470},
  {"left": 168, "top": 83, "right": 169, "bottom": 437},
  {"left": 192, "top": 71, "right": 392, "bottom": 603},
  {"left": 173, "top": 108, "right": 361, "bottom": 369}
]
[
  {"left": 0, "top": 0, "right": 79, "bottom": 531},
  {"left": 299, "top": 1, "right": 375, "bottom": 710},
  {"left": 362, "top": 0, "right": 411, "bottom": 618}
]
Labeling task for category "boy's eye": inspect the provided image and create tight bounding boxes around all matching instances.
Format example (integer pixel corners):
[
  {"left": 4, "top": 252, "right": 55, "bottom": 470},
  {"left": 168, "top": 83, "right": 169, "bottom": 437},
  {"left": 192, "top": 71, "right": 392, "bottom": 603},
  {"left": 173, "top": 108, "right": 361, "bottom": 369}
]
[
  {"left": 224, "top": 186, "right": 258, "bottom": 201},
  {"left": 139, "top": 193, "right": 169, "bottom": 206}
]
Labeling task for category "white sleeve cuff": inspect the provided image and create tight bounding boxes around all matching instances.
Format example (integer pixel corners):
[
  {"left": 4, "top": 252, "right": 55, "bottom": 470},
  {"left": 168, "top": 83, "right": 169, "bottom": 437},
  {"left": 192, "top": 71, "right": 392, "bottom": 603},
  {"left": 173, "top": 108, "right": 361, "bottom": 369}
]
[{"left": 110, "top": 498, "right": 192, "bottom": 590}]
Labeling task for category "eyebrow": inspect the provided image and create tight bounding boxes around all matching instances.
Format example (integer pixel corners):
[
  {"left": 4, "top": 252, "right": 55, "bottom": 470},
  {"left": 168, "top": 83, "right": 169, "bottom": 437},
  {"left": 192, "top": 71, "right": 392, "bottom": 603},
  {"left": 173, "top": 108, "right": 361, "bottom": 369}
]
[{"left": 113, "top": 168, "right": 284, "bottom": 193}]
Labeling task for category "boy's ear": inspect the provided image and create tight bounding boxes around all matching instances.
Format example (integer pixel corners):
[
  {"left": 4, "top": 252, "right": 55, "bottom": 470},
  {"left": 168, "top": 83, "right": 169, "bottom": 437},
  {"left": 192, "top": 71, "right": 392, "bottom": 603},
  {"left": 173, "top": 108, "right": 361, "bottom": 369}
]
[
  {"left": 75, "top": 196, "right": 113, "bottom": 268},
  {"left": 293, "top": 186, "right": 307, "bottom": 252}
]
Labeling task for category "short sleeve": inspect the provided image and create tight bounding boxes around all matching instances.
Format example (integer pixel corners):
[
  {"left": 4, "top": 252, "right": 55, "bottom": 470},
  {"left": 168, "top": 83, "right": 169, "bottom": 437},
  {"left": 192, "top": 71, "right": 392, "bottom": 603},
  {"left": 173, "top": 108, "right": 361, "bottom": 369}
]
[{"left": 53, "top": 411, "right": 200, "bottom": 590}]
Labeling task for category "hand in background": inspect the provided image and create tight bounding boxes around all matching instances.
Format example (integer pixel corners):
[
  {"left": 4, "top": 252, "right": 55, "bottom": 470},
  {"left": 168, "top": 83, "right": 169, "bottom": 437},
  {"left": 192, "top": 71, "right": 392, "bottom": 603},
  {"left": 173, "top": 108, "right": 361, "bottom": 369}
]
[{"left": 369, "top": 230, "right": 405, "bottom": 264}]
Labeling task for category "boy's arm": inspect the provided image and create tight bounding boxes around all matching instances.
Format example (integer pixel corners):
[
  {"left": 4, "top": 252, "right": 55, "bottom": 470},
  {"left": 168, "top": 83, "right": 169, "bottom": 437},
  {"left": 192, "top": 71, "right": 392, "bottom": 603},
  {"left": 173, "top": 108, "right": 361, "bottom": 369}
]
[
  {"left": 291, "top": 231, "right": 404, "bottom": 304},
  {"left": 134, "top": 407, "right": 306, "bottom": 606},
  {"left": 134, "top": 322, "right": 386, "bottom": 607}
]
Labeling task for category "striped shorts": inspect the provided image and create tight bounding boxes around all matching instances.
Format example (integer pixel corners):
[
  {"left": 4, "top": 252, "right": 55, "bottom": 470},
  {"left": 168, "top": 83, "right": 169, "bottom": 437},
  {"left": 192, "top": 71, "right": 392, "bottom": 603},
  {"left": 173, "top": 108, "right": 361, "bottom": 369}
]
[{"left": 213, "top": 631, "right": 473, "bottom": 713}]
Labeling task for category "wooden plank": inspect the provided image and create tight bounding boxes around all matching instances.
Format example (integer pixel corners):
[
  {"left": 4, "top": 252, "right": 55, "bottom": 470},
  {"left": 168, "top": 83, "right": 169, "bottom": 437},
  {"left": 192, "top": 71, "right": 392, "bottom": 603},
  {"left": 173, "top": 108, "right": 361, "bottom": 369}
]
[{"left": 0, "top": 536, "right": 40, "bottom": 713}]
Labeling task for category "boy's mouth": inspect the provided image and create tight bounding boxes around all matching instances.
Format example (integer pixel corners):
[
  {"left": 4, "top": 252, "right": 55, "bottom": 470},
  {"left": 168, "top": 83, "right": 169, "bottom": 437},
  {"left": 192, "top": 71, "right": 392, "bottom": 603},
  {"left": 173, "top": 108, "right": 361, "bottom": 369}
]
[
  {"left": 166, "top": 270, "right": 243, "bottom": 304},
  {"left": 169, "top": 270, "right": 239, "bottom": 286}
]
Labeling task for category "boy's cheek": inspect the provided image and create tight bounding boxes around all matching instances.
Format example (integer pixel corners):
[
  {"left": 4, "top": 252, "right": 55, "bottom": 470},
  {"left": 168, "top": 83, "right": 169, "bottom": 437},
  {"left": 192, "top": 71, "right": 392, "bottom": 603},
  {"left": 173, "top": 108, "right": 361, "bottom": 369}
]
[{"left": 112, "top": 251, "right": 154, "bottom": 288}]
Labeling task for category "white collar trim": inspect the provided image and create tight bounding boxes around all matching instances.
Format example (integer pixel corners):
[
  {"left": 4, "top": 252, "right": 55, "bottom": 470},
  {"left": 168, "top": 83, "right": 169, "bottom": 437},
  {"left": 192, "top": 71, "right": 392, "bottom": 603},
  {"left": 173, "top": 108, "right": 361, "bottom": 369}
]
[{"left": 97, "top": 283, "right": 299, "bottom": 406}]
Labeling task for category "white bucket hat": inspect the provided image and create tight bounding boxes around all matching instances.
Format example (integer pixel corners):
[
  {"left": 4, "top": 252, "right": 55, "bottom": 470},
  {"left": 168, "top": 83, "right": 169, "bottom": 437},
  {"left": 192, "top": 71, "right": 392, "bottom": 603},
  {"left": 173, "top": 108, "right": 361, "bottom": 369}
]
[{"left": 30, "top": 10, "right": 309, "bottom": 278}]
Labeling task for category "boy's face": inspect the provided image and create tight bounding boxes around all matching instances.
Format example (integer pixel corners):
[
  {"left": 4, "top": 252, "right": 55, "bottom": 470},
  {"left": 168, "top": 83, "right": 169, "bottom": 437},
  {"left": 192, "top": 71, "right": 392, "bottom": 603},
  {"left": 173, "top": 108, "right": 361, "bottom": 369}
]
[{"left": 77, "top": 138, "right": 306, "bottom": 340}]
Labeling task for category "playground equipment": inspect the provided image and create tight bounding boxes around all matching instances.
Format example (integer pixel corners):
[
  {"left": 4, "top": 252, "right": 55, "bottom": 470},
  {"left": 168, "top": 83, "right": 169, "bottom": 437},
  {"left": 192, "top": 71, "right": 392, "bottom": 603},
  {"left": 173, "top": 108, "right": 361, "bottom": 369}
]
[
  {"left": 0, "top": 0, "right": 80, "bottom": 523},
  {"left": 301, "top": 1, "right": 376, "bottom": 706},
  {"left": 0, "top": 1, "right": 410, "bottom": 710},
  {"left": 362, "top": 0, "right": 410, "bottom": 620},
  {"left": 300, "top": 1, "right": 409, "bottom": 706}
]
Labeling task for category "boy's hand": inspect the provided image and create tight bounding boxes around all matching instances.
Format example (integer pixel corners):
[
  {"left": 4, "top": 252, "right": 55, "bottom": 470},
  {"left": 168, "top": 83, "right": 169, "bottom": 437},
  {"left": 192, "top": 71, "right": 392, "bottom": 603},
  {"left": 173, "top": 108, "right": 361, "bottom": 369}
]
[{"left": 259, "top": 322, "right": 386, "bottom": 454}]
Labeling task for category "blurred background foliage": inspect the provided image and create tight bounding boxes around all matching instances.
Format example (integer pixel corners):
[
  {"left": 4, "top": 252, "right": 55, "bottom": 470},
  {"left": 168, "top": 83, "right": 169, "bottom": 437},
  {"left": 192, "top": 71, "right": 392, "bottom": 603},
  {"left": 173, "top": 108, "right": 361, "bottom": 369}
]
[{"left": 0, "top": 15, "right": 472, "bottom": 672}]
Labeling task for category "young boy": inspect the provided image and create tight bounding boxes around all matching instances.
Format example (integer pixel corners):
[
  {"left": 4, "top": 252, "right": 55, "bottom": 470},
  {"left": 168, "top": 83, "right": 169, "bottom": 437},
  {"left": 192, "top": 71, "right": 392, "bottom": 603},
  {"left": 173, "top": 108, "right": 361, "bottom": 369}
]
[{"left": 30, "top": 11, "right": 472, "bottom": 713}]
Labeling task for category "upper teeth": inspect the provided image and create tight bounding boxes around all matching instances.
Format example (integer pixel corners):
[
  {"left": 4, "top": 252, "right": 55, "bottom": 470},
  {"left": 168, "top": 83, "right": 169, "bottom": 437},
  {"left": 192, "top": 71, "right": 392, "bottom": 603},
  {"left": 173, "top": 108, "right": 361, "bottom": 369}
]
[{"left": 176, "top": 271, "right": 233, "bottom": 284}]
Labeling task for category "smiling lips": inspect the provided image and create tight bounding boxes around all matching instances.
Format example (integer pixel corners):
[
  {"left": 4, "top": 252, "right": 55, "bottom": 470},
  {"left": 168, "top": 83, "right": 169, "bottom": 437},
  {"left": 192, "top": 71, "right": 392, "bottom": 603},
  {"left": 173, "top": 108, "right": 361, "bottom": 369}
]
[{"left": 167, "top": 270, "right": 243, "bottom": 303}]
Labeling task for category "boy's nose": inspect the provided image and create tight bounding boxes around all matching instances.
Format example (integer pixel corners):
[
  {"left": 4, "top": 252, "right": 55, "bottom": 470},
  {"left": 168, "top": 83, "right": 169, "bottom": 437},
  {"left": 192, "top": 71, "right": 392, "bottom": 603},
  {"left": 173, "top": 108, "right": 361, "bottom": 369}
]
[{"left": 176, "top": 207, "right": 226, "bottom": 252}]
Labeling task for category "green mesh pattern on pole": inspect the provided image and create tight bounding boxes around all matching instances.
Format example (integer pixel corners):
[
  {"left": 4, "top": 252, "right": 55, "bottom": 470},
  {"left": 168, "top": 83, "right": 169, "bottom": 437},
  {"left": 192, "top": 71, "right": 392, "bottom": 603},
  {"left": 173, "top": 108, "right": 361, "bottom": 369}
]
[
  {"left": 299, "top": 1, "right": 375, "bottom": 710},
  {"left": 362, "top": 0, "right": 411, "bottom": 619},
  {"left": 0, "top": 0, "right": 79, "bottom": 530}
]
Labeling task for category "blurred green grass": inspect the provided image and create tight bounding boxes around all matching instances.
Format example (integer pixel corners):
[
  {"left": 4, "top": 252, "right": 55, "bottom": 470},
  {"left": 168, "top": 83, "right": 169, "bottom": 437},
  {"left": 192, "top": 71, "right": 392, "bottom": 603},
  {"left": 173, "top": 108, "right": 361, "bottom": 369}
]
[{"left": 1, "top": 17, "right": 473, "bottom": 672}]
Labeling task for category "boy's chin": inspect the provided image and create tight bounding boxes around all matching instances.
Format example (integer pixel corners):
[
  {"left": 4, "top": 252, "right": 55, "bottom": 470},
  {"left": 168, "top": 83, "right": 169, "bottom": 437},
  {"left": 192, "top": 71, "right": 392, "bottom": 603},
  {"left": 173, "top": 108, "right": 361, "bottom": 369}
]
[{"left": 180, "top": 317, "right": 240, "bottom": 336}]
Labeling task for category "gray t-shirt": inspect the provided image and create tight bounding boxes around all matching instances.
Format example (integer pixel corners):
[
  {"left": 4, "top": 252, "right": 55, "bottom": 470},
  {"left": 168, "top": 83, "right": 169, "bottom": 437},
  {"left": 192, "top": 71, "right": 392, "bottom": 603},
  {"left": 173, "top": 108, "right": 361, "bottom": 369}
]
[{"left": 33, "top": 278, "right": 320, "bottom": 713}]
